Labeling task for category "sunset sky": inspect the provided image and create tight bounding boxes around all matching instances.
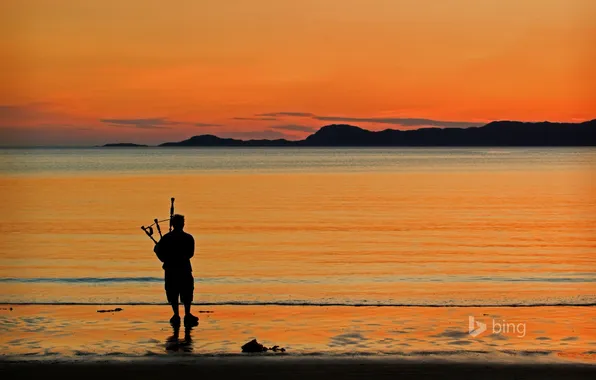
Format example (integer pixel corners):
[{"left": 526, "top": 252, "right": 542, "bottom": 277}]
[{"left": 1, "top": 0, "right": 594, "bottom": 146}]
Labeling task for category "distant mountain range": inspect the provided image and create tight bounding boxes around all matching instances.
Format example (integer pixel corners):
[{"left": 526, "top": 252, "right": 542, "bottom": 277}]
[{"left": 104, "top": 120, "right": 596, "bottom": 147}]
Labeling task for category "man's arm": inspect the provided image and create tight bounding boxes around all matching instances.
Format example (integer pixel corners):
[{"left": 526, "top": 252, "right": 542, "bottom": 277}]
[{"left": 186, "top": 235, "right": 195, "bottom": 259}]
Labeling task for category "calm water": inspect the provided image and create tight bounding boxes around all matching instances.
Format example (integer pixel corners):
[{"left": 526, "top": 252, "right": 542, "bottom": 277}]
[{"left": 0, "top": 148, "right": 595, "bottom": 306}]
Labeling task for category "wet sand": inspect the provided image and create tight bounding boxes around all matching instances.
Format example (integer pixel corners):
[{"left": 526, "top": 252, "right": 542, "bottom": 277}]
[
  {"left": 1, "top": 304, "right": 595, "bottom": 379},
  {"left": 2, "top": 358, "right": 595, "bottom": 380},
  {"left": 1, "top": 305, "right": 595, "bottom": 363}
]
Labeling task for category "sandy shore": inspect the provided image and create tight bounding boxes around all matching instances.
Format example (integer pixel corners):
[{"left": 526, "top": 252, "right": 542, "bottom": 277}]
[
  {"left": 3, "top": 304, "right": 595, "bottom": 361},
  {"left": 2, "top": 358, "right": 595, "bottom": 380}
]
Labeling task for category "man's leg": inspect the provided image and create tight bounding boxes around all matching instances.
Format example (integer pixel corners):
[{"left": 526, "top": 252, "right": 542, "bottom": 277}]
[
  {"left": 171, "top": 299, "right": 179, "bottom": 316},
  {"left": 182, "top": 273, "right": 198, "bottom": 326},
  {"left": 183, "top": 302, "right": 198, "bottom": 326},
  {"left": 169, "top": 295, "right": 181, "bottom": 326},
  {"left": 165, "top": 271, "right": 181, "bottom": 325}
]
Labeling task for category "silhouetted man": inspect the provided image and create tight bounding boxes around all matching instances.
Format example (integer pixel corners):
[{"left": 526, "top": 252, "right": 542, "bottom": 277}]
[{"left": 154, "top": 214, "right": 198, "bottom": 327}]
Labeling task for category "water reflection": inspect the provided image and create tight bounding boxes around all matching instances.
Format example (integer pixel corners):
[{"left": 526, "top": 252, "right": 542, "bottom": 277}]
[{"left": 165, "top": 323, "right": 195, "bottom": 353}]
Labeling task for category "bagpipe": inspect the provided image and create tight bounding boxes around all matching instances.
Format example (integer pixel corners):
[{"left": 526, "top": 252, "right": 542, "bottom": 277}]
[{"left": 140, "top": 197, "right": 175, "bottom": 244}]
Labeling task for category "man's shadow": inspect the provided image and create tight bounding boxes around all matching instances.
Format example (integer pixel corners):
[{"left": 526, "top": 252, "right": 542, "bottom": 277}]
[{"left": 165, "top": 322, "right": 195, "bottom": 353}]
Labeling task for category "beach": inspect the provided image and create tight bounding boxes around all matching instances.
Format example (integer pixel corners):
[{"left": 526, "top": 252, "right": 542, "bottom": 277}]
[
  {"left": 2, "top": 304, "right": 595, "bottom": 378},
  {"left": 1, "top": 305, "right": 594, "bottom": 360}
]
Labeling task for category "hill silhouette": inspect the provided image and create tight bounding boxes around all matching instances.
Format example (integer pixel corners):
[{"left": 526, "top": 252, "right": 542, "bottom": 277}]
[
  {"left": 152, "top": 119, "right": 595, "bottom": 147},
  {"left": 102, "top": 143, "right": 148, "bottom": 147},
  {"left": 160, "top": 134, "right": 295, "bottom": 147}
]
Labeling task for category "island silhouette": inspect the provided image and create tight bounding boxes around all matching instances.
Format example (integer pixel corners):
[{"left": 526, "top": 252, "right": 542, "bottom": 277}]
[
  {"left": 104, "top": 120, "right": 596, "bottom": 147},
  {"left": 102, "top": 143, "right": 149, "bottom": 147}
]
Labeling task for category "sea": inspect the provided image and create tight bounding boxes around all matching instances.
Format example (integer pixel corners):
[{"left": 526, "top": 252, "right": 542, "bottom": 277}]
[{"left": 0, "top": 147, "right": 594, "bottom": 361}]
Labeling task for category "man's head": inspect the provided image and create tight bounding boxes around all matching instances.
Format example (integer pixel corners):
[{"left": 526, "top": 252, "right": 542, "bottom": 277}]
[{"left": 171, "top": 214, "right": 185, "bottom": 231}]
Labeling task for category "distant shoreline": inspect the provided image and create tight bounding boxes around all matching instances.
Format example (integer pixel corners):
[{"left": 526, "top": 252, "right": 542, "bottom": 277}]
[
  {"left": 1, "top": 119, "right": 594, "bottom": 148},
  {"left": 101, "top": 143, "right": 148, "bottom": 148},
  {"left": 104, "top": 120, "right": 595, "bottom": 148}
]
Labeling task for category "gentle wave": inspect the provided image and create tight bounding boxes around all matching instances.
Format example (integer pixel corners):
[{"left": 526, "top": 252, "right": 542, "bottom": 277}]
[
  {"left": 0, "top": 277, "right": 163, "bottom": 283},
  {"left": 1, "top": 275, "right": 594, "bottom": 284},
  {"left": 1, "top": 301, "right": 594, "bottom": 307}
]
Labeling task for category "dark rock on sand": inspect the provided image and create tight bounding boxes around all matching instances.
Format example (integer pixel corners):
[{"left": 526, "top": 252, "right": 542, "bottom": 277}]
[
  {"left": 241, "top": 339, "right": 286, "bottom": 353},
  {"left": 242, "top": 339, "right": 268, "bottom": 353}
]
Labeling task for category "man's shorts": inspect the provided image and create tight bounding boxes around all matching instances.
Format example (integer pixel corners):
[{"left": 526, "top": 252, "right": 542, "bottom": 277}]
[{"left": 164, "top": 270, "right": 194, "bottom": 304}]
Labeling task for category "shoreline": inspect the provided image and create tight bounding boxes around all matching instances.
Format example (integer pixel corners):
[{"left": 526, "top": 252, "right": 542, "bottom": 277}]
[{"left": 2, "top": 305, "right": 594, "bottom": 364}]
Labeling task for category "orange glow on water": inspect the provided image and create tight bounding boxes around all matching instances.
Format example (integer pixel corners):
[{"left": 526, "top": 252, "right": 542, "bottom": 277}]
[{"left": 1, "top": 169, "right": 594, "bottom": 305}]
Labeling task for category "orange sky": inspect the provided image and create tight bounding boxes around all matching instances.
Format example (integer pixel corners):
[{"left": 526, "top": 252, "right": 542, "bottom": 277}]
[{"left": 1, "top": 0, "right": 595, "bottom": 145}]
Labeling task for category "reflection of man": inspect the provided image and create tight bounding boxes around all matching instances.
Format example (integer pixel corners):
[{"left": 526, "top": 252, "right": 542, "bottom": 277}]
[
  {"left": 166, "top": 324, "right": 194, "bottom": 353},
  {"left": 154, "top": 214, "right": 199, "bottom": 327}
]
